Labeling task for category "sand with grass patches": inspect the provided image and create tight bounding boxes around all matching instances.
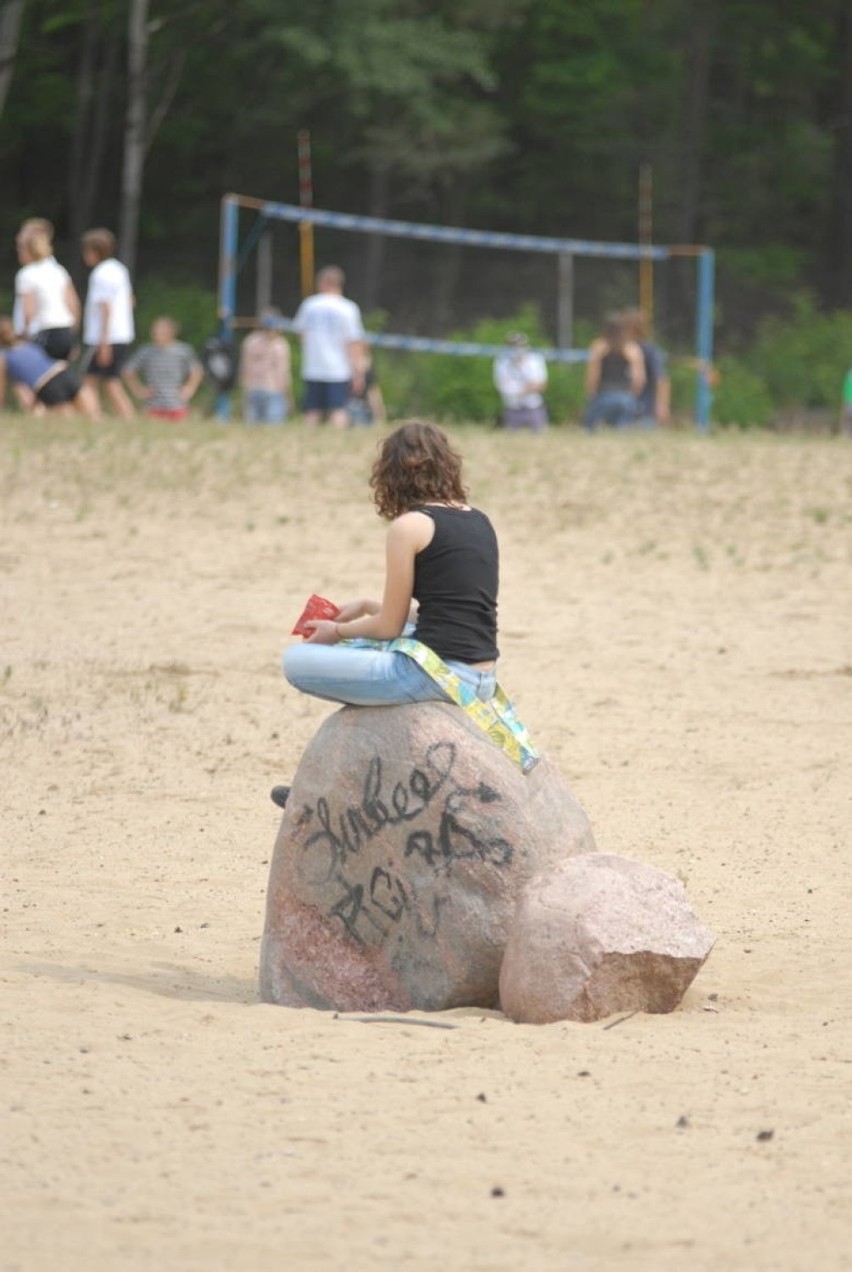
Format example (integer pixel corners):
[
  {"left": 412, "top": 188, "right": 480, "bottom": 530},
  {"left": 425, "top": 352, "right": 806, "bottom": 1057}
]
[{"left": 1, "top": 417, "right": 850, "bottom": 1271}]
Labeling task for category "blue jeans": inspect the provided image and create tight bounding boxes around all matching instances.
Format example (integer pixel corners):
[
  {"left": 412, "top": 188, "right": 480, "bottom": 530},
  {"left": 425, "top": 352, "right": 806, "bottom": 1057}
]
[
  {"left": 244, "top": 390, "right": 287, "bottom": 424},
  {"left": 583, "top": 390, "right": 638, "bottom": 429},
  {"left": 283, "top": 642, "right": 497, "bottom": 707}
]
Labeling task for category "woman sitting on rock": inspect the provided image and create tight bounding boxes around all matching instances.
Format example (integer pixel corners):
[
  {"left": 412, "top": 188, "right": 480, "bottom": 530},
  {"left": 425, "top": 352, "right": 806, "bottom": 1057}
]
[{"left": 276, "top": 420, "right": 536, "bottom": 806}]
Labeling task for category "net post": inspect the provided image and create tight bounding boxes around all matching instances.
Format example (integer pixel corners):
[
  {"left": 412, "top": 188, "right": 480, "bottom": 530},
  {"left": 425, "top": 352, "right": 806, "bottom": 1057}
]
[
  {"left": 256, "top": 230, "right": 273, "bottom": 314},
  {"left": 216, "top": 194, "right": 239, "bottom": 420},
  {"left": 638, "top": 163, "right": 654, "bottom": 323},
  {"left": 695, "top": 248, "right": 715, "bottom": 433},
  {"left": 557, "top": 252, "right": 574, "bottom": 349},
  {"left": 297, "top": 130, "right": 315, "bottom": 298}
]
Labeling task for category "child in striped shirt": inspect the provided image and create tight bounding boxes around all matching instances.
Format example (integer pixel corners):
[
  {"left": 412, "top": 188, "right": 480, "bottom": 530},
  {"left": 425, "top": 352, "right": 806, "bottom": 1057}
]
[{"left": 123, "top": 316, "right": 203, "bottom": 420}]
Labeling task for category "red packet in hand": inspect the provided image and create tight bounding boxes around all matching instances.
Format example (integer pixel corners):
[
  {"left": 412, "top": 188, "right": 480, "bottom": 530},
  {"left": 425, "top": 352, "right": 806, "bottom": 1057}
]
[{"left": 292, "top": 593, "right": 340, "bottom": 637}]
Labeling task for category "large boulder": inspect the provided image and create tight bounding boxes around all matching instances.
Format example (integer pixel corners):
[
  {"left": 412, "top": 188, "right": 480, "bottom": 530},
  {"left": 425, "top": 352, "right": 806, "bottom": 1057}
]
[
  {"left": 499, "top": 854, "right": 715, "bottom": 1024},
  {"left": 260, "top": 702, "right": 596, "bottom": 1012}
]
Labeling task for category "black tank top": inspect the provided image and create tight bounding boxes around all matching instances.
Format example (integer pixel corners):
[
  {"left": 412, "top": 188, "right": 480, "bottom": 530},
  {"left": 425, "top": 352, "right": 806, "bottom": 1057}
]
[
  {"left": 411, "top": 505, "right": 499, "bottom": 663},
  {"left": 600, "top": 348, "right": 632, "bottom": 392}
]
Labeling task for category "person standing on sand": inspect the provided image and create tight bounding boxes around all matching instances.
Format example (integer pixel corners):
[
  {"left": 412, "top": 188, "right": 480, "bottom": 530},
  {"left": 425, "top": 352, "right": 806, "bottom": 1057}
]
[
  {"left": 14, "top": 219, "right": 81, "bottom": 361},
  {"left": 81, "top": 227, "right": 136, "bottom": 421},
  {"left": 493, "top": 332, "right": 549, "bottom": 432},
  {"left": 346, "top": 348, "right": 386, "bottom": 426},
  {"left": 623, "top": 308, "right": 670, "bottom": 426},
  {"left": 123, "top": 316, "right": 204, "bottom": 421},
  {"left": 239, "top": 307, "right": 292, "bottom": 424},
  {"left": 293, "top": 265, "right": 365, "bottom": 429}
]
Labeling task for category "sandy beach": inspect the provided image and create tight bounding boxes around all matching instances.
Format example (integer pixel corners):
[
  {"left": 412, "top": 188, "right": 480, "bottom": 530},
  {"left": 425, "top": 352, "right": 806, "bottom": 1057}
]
[{"left": 1, "top": 417, "right": 850, "bottom": 1271}]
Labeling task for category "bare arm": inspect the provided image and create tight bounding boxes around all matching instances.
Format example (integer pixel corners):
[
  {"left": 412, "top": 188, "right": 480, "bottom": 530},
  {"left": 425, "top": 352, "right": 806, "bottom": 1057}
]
[
  {"left": 181, "top": 362, "right": 204, "bottom": 402},
  {"left": 625, "top": 341, "right": 646, "bottom": 395},
  {"left": 20, "top": 291, "right": 37, "bottom": 331},
  {"left": 334, "top": 597, "right": 381, "bottom": 622},
  {"left": 348, "top": 339, "right": 367, "bottom": 395},
  {"left": 278, "top": 338, "right": 292, "bottom": 398},
  {"left": 122, "top": 367, "right": 150, "bottom": 401},
  {"left": 95, "top": 300, "right": 112, "bottom": 365},
  {"left": 64, "top": 280, "right": 82, "bottom": 327},
  {"left": 305, "top": 513, "right": 431, "bottom": 644},
  {"left": 367, "top": 383, "right": 387, "bottom": 424},
  {"left": 585, "top": 340, "right": 605, "bottom": 396},
  {"left": 656, "top": 375, "right": 671, "bottom": 423}
]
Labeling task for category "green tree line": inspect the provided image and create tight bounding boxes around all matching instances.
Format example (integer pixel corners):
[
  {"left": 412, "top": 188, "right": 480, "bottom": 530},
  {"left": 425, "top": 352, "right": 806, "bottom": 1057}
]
[{"left": 1, "top": 0, "right": 851, "bottom": 363}]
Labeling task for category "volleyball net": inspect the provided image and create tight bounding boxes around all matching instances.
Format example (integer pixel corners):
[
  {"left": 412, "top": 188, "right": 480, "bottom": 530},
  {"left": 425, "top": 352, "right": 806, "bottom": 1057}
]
[{"left": 217, "top": 194, "right": 715, "bottom": 429}]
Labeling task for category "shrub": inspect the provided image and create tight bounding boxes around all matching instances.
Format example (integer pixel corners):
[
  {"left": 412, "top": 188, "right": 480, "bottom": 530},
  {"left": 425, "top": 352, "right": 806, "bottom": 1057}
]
[
  {"left": 747, "top": 293, "right": 852, "bottom": 411},
  {"left": 712, "top": 357, "right": 775, "bottom": 428}
]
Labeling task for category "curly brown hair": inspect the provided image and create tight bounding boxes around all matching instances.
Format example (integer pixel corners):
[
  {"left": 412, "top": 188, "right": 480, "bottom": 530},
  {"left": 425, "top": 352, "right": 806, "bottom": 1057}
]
[{"left": 370, "top": 421, "right": 468, "bottom": 520}]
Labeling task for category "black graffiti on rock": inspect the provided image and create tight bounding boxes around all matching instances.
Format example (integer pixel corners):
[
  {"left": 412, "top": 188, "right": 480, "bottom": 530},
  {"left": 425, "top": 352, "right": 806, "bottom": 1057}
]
[
  {"left": 297, "top": 740, "right": 514, "bottom": 944},
  {"left": 404, "top": 784, "right": 511, "bottom": 870},
  {"left": 301, "top": 741, "right": 456, "bottom": 884},
  {"left": 329, "top": 867, "right": 445, "bottom": 944}
]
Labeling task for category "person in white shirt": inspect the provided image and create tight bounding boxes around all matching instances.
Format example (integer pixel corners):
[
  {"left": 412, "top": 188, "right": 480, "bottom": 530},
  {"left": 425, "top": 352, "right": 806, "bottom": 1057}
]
[
  {"left": 493, "top": 333, "right": 549, "bottom": 432},
  {"left": 81, "top": 227, "right": 136, "bottom": 420},
  {"left": 14, "top": 218, "right": 81, "bottom": 361},
  {"left": 293, "top": 265, "right": 365, "bottom": 429}
]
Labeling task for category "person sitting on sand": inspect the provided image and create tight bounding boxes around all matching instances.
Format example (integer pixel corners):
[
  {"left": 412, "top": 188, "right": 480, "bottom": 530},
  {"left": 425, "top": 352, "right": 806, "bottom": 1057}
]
[
  {"left": 273, "top": 420, "right": 537, "bottom": 807},
  {"left": 0, "top": 315, "right": 99, "bottom": 418}
]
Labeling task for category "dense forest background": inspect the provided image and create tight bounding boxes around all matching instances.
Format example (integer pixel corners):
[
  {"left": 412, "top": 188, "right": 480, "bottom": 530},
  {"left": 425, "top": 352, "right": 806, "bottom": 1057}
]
[{"left": 2, "top": 0, "right": 852, "bottom": 420}]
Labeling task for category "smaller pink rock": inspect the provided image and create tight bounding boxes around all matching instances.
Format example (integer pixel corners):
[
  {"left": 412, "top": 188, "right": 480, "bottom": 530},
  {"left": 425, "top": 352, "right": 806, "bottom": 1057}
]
[{"left": 499, "top": 854, "right": 715, "bottom": 1024}]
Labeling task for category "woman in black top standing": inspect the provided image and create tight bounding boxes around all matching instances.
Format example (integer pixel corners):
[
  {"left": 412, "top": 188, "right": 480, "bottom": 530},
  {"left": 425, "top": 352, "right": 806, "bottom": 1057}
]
[{"left": 283, "top": 420, "right": 499, "bottom": 709}]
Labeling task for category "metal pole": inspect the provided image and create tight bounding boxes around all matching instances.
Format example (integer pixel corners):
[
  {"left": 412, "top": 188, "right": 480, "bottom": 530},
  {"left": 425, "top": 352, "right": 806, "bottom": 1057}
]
[
  {"left": 695, "top": 248, "right": 715, "bottom": 432},
  {"left": 557, "top": 252, "right": 574, "bottom": 349},
  {"left": 218, "top": 195, "right": 239, "bottom": 329},
  {"left": 216, "top": 194, "right": 239, "bottom": 421},
  {"left": 256, "top": 230, "right": 273, "bottom": 314},
  {"left": 638, "top": 163, "right": 654, "bottom": 323},
  {"left": 298, "top": 129, "right": 314, "bottom": 298}
]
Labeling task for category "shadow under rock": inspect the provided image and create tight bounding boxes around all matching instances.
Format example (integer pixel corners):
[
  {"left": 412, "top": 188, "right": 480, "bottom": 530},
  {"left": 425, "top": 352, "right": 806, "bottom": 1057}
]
[{"left": 19, "top": 959, "right": 258, "bottom": 1004}]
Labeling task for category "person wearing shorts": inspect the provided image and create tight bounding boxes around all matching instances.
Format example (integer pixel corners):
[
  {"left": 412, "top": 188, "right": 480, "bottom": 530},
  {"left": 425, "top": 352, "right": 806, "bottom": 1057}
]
[
  {"left": 293, "top": 265, "right": 365, "bottom": 428},
  {"left": 81, "top": 227, "right": 136, "bottom": 420},
  {"left": 14, "top": 218, "right": 81, "bottom": 363},
  {"left": 0, "top": 315, "right": 99, "bottom": 417}
]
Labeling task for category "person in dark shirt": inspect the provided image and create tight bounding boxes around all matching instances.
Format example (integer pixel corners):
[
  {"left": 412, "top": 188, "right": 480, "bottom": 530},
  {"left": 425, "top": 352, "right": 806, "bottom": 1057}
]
[
  {"left": 282, "top": 420, "right": 500, "bottom": 706},
  {"left": 271, "top": 420, "right": 539, "bottom": 808},
  {"left": 623, "top": 308, "right": 670, "bottom": 426},
  {"left": 583, "top": 312, "right": 646, "bottom": 429}
]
